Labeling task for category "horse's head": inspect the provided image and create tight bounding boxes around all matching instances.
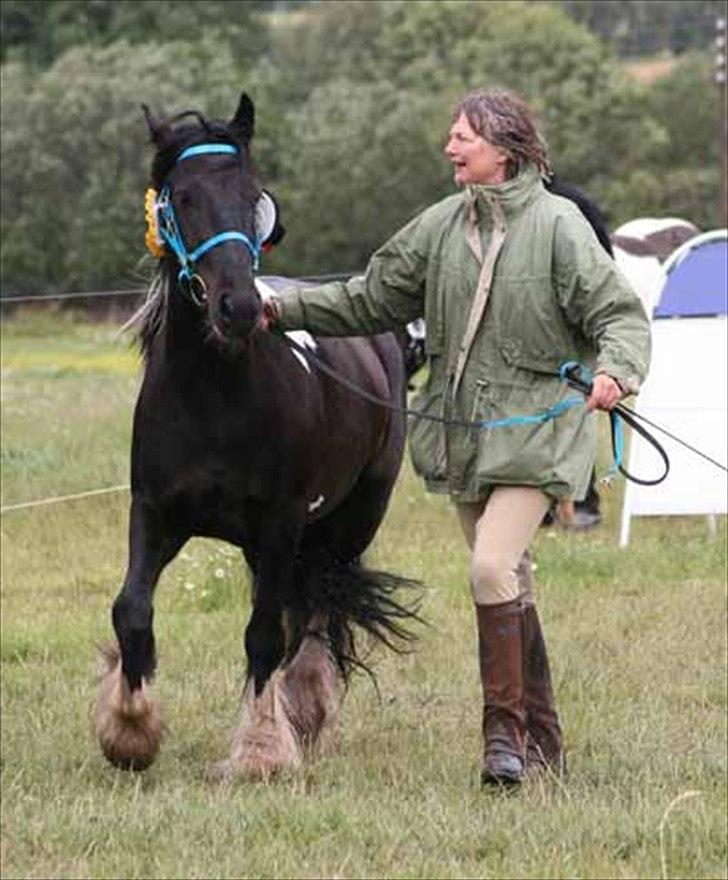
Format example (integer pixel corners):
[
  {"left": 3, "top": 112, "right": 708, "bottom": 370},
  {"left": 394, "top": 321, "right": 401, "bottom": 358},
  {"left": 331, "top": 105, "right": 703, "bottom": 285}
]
[{"left": 143, "top": 93, "right": 283, "bottom": 345}]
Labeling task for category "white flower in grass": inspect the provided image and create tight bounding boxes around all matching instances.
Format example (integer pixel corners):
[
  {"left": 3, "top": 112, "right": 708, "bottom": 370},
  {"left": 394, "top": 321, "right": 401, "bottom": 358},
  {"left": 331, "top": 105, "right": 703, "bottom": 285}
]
[
  {"left": 184, "top": 582, "right": 195, "bottom": 591},
  {"left": 214, "top": 568, "right": 225, "bottom": 579}
]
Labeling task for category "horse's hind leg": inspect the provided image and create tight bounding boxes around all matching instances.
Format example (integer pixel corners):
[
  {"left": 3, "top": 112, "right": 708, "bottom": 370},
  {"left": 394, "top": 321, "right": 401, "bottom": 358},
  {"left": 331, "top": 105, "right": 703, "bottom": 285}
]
[
  {"left": 281, "top": 611, "right": 342, "bottom": 759},
  {"left": 303, "top": 407, "right": 405, "bottom": 565},
  {"left": 93, "top": 498, "right": 183, "bottom": 770},
  {"left": 290, "top": 395, "right": 416, "bottom": 695},
  {"left": 220, "top": 613, "right": 340, "bottom": 780}
]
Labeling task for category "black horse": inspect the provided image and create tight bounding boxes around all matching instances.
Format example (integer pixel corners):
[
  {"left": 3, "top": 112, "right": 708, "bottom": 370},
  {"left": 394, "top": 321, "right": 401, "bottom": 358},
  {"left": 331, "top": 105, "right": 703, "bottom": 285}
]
[{"left": 93, "top": 92, "right": 418, "bottom": 778}]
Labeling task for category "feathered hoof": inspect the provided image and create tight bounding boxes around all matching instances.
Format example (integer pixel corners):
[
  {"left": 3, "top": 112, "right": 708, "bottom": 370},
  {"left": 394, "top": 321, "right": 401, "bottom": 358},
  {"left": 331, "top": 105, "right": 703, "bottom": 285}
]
[
  {"left": 92, "top": 643, "right": 166, "bottom": 771},
  {"left": 226, "top": 674, "right": 302, "bottom": 782},
  {"left": 283, "top": 640, "right": 342, "bottom": 759},
  {"left": 229, "top": 735, "right": 302, "bottom": 782}
]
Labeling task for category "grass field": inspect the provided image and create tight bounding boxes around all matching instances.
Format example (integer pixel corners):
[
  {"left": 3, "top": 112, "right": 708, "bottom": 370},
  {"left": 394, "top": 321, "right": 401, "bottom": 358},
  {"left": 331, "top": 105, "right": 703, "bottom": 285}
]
[{"left": 1, "top": 311, "right": 726, "bottom": 880}]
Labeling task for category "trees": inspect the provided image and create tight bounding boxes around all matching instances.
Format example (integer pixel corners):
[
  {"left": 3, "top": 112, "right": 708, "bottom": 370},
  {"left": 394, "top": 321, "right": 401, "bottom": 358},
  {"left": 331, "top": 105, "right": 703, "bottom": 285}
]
[
  {"left": 0, "top": 0, "right": 722, "bottom": 293},
  {"left": 1, "top": 38, "right": 249, "bottom": 292},
  {"left": 623, "top": 53, "right": 722, "bottom": 229},
  {"left": 556, "top": 1, "right": 726, "bottom": 56},
  {"left": 0, "top": 0, "right": 270, "bottom": 67},
  {"left": 269, "top": 79, "right": 451, "bottom": 275},
  {"left": 270, "top": 1, "right": 668, "bottom": 242}
]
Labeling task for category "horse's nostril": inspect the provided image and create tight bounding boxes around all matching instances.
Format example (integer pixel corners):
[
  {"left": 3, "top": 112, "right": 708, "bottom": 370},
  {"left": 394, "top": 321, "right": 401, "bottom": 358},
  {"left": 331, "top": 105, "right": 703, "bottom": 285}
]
[
  {"left": 216, "top": 291, "right": 261, "bottom": 338},
  {"left": 219, "top": 294, "right": 234, "bottom": 322}
]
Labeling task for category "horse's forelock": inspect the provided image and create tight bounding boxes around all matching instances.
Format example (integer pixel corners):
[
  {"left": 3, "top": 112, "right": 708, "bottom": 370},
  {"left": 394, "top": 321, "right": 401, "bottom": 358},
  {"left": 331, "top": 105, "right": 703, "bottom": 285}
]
[{"left": 149, "top": 116, "right": 245, "bottom": 187}]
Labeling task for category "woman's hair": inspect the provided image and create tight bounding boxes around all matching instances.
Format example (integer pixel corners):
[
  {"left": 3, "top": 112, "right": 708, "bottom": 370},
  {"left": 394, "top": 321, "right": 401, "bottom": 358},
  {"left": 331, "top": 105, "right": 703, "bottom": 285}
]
[{"left": 453, "top": 88, "right": 552, "bottom": 179}]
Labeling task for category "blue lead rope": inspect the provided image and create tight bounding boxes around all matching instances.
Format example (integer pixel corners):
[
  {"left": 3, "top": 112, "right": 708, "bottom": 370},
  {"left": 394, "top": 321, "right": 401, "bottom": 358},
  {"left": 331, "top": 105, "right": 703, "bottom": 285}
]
[
  {"left": 474, "top": 395, "right": 583, "bottom": 431},
  {"left": 601, "top": 411, "right": 625, "bottom": 485}
]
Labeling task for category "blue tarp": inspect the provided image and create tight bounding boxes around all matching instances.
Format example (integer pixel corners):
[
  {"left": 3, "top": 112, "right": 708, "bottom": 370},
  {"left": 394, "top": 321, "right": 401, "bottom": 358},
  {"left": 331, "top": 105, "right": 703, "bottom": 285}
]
[{"left": 654, "top": 238, "right": 728, "bottom": 317}]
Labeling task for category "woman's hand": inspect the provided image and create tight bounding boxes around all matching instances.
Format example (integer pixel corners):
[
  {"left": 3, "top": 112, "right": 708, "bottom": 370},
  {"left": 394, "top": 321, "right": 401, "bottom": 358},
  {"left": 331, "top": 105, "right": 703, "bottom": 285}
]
[
  {"left": 259, "top": 295, "right": 281, "bottom": 331},
  {"left": 587, "top": 373, "right": 623, "bottom": 411}
]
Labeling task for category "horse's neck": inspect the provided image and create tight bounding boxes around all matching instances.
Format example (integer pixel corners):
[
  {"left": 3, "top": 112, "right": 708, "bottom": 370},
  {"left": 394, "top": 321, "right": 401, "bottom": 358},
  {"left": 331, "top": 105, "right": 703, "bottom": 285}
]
[{"left": 155, "top": 286, "right": 252, "bottom": 390}]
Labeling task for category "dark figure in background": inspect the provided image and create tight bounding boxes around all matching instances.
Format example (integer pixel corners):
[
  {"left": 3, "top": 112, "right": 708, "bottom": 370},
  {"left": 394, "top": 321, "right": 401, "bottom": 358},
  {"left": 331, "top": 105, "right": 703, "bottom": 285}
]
[
  {"left": 541, "top": 175, "right": 615, "bottom": 530},
  {"left": 547, "top": 176, "right": 613, "bottom": 257}
]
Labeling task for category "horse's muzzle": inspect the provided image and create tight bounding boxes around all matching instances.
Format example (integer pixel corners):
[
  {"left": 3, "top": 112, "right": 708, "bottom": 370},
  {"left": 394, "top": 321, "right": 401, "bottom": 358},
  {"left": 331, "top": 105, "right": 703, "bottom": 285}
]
[{"left": 215, "top": 289, "right": 262, "bottom": 340}]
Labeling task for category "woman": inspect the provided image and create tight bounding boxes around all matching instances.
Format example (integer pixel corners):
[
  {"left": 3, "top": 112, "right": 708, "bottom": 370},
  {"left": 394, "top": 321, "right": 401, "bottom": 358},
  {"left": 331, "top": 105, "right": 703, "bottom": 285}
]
[{"left": 263, "top": 88, "right": 650, "bottom": 786}]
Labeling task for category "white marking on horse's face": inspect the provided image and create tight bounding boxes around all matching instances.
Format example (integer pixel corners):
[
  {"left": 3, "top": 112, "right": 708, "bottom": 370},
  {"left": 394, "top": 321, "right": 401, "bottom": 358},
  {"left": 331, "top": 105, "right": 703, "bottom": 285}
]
[
  {"left": 307, "top": 494, "right": 325, "bottom": 513},
  {"left": 255, "top": 278, "right": 317, "bottom": 373}
]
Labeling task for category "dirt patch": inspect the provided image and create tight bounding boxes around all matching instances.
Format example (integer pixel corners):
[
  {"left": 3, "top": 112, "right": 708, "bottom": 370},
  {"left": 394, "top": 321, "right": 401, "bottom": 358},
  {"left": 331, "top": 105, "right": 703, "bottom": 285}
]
[{"left": 624, "top": 56, "right": 678, "bottom": 84}]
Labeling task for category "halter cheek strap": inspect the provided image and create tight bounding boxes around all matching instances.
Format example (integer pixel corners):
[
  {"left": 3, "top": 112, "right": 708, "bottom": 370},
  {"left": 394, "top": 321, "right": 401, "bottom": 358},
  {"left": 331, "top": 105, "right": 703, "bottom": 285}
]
[{"left": 157, "top": 143, "right": 262, "bottom": 282}]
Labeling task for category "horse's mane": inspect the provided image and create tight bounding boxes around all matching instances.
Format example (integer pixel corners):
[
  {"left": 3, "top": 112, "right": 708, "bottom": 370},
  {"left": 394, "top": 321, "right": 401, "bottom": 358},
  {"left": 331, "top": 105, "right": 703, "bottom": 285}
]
[
  {"left": 122, "top": 267, "right": 171, "bottom": 360},
  {"left": 124, "top": 110, "right": 244, "bottom": 359}
]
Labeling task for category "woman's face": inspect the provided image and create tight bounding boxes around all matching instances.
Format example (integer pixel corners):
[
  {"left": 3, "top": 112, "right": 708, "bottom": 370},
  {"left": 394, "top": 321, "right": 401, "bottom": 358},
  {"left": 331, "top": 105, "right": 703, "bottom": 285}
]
[{"left": 444, "top": 113, "right": 509, "bottom": 186}]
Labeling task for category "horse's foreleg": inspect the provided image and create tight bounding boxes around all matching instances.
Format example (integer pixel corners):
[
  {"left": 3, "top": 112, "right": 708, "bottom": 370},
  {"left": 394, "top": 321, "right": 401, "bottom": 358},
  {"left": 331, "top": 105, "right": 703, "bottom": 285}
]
[
  {"left": 245, "top": 587, "right": 287, "bottom": 698},
  {"left": 93, "top": 497, "right": 183, "bottom": 770},
  {"left": 243, "top": 505, "right": 309, "bottom": 694}
]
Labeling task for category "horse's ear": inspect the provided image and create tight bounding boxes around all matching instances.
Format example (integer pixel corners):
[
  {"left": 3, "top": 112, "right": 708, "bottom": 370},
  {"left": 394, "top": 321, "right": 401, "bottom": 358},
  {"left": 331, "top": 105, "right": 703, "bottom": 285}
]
[
  {"left": 230, "top": 92, "right": 255, "bottom": 143},
  {"left": 142, "top": 103, "right": 167, "bottom": 145}
]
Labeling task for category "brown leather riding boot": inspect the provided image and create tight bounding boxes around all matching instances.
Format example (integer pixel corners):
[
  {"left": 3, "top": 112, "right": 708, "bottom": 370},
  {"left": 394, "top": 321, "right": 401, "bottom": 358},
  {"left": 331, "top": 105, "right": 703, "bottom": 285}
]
[
  {"left": 476, "top": 599, "right": 526, "bottom": 786},
  {"left": 522, "top": 604, "right": 566, "bottom": 776}
]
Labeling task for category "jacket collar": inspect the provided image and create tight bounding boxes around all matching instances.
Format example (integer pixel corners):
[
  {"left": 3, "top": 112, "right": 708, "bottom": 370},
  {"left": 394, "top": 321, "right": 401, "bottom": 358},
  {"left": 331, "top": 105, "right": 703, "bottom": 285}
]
[{"left": 465, "top": 162, "right": 544, "bottom": 223}]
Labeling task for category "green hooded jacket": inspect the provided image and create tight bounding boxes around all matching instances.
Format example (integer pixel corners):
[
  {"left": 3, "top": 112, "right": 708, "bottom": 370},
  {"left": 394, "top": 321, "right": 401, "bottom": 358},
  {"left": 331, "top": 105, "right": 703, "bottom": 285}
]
[{"left": 276, "top": 164, "right": 651, "bottom": 502}]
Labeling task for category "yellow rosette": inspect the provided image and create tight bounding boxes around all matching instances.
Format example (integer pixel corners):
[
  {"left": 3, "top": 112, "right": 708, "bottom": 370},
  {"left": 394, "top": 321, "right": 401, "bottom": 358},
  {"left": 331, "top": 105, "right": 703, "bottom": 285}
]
[{"left": 144, "top": 188, "right": 164, "bottom": 258}]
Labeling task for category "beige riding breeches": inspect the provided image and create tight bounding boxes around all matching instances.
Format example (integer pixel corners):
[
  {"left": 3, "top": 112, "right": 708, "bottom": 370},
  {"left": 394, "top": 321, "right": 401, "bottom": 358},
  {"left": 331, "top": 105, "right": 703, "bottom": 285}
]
[{"left": 456, "top": 486, "right": 551, "bottom": 606}]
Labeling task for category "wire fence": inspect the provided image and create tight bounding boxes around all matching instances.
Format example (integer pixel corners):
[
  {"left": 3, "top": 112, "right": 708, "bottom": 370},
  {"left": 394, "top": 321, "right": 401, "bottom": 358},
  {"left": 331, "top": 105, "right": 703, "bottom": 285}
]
[
  {"left": 0, "top": 274, "right": 358, "bottom": 306},
  {"left": 0, "top": 485, "right": 130, "bottom": 515},
  {"left": 0, "top": 289, "right": 145, "bottom": 305}
]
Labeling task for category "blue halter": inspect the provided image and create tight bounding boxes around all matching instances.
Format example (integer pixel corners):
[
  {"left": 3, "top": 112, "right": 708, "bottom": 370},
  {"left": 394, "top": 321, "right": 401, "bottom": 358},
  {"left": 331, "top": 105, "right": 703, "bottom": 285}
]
[{"left": 156, "top": 143, "right": 261, "bottom": 285}]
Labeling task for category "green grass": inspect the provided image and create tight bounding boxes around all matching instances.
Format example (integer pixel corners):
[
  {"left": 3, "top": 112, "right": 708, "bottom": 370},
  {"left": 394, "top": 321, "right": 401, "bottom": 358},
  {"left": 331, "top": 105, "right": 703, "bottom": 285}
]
[{"left": 1, "top": 312, "right": 726, "bottom": 880}]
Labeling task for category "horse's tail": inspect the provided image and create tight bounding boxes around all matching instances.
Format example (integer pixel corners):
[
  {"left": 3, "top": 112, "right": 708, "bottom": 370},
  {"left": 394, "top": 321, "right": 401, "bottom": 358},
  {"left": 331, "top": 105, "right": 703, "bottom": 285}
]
[{"left": 293, "top": 556, "right": 425, "bottom": 685}]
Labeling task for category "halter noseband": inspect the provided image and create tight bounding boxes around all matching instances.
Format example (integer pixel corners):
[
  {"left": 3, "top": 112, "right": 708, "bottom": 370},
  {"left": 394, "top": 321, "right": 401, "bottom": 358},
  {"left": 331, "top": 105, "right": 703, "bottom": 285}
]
[{"left": 156, "top": 143, "right": 261, "bottom": 302}]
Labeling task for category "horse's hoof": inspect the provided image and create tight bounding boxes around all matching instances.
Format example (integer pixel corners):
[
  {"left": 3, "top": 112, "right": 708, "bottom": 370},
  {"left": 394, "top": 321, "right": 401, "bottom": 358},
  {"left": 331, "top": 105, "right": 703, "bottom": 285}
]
[
  {"left": 226, "top": 744, "right": 301, "bottom": 782},
  {"left": 228, "top": 672, "right": 303, "bottom": 781},
  {"left": 93, "top": 643, "right": 166, "bottom": 771},
  {"left": 99, "top": 740, "right": 158, "bottom": 772}
]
